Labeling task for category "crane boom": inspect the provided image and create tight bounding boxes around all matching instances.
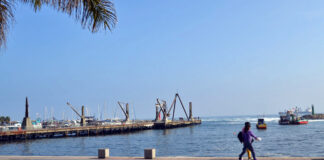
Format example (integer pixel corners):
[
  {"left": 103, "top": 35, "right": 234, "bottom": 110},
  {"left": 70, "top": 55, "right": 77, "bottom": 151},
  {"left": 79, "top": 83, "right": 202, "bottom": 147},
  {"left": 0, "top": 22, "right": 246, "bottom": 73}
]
[
  {"left": 117, "top": 101, "right": 127, "bottom": 117},
  {"left": 66, "top": 102, "right": 82, "bottom": 118},
  {"left": 117, "top": 101, "right": 130, "bottom": 122}
]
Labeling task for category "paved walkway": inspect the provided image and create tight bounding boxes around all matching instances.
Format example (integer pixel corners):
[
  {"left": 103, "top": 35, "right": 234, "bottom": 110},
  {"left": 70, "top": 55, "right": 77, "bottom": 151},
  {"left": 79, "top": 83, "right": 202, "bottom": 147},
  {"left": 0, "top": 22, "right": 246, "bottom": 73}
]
[{"left": 0, "top": 156, "right": 324, "bottom": 160}]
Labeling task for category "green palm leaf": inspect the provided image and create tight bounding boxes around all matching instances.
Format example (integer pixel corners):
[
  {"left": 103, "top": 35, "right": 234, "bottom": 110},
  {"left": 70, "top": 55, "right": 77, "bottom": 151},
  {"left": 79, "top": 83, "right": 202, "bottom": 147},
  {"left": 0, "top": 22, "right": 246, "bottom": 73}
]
[
  {"left": 0, "top": 0, "right": 14, "bottom": 48},
  {"left": 0, "top": 0, "right": 117, "bottom": 49}
]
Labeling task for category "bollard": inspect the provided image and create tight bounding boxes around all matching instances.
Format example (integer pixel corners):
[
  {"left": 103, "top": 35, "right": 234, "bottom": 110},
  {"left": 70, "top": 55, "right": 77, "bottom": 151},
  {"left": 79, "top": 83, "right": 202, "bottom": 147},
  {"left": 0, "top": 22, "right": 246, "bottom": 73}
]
[
  {"left": 144, "top": 148, "right": 156, "bottom": 159},
  {"left": 98, "top": 148, "right": 109, "bottom": 159}
]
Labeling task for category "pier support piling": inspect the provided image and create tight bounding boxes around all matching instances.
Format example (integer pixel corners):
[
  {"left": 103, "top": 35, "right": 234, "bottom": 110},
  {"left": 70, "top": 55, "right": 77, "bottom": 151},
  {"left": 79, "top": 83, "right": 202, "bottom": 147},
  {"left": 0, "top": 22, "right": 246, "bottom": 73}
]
[
  {"left": 81, "top": 106, "right": 86, "bottom": 126},
  {"left": 126, "top": 103, "right": 130, "bottom": 122},
  {"left": 189, "top": 102, "right": 193, "bottom": 121},
  {"left": 155, "top": 103, "right": 160, "bottom": 121}
]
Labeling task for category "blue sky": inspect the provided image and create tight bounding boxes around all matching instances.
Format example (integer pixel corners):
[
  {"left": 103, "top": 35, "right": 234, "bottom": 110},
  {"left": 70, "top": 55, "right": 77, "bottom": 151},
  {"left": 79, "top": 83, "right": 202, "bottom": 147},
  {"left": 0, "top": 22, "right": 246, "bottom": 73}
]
[{"left": 1, "top": 0, "right": 324, "bottom": 120}]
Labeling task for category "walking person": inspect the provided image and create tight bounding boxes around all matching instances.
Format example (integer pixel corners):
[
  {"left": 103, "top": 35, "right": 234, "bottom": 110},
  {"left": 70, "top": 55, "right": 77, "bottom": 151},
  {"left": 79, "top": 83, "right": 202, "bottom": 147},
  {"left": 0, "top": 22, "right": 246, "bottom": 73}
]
[{"left": 239, "top": 122, "right": 260, "bottom": 160}]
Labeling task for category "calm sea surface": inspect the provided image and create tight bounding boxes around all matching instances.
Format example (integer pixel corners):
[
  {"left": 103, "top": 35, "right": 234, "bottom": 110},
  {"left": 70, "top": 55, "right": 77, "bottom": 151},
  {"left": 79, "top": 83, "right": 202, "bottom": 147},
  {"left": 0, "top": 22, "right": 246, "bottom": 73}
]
[{"left": 1, "top": 115, "right": 324, "bottom": 157}]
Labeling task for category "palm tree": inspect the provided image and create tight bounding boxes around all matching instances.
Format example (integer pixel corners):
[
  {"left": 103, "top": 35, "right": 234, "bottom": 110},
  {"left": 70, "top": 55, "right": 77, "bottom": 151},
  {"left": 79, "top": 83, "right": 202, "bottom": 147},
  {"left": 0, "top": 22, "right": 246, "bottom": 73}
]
[
  {"left": 0, "top": 116, "right": 4, "bottom": 124},
  {"left": 0, "top": 0, "right": 117, "bottom": 48},
  {"left": 5, "top": 116, "right": 10, "bottom": 124}
]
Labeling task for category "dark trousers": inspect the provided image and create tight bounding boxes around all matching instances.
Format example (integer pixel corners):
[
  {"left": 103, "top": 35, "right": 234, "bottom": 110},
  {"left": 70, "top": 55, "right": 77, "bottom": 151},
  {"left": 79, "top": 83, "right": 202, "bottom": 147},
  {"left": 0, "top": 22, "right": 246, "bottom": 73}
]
[{"left": 239, "top": 142, "right": 256, "bottom": 160}]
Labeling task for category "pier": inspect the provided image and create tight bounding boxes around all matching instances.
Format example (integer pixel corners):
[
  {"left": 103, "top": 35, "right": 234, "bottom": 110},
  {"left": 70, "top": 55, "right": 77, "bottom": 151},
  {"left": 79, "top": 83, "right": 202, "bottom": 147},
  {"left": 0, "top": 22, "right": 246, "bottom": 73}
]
[
  {"left": 0, "top": 122, "right": 153, "bottom": 141},
  {"left": 0, "top": 93, "right": 201, "bottom": 142},
  {"left": 153, "top": 120, "right": 201, "bottom": 129},
  {"left": 0, "top": 120, "right": 201, "bottom": 142}
]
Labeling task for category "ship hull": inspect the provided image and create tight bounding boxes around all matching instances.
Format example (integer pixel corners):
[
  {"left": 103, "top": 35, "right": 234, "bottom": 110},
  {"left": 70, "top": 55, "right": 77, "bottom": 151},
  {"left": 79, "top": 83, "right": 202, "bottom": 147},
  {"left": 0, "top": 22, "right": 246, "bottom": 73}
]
[
  {"left": 279, "top": 120, "right": 308, "bottom": 125},
  {"left": 256, "top": 124, "right": 267, "bottom": 129},
  {"left": 297, "top": 120, "right": 308, "bottom": 125}
]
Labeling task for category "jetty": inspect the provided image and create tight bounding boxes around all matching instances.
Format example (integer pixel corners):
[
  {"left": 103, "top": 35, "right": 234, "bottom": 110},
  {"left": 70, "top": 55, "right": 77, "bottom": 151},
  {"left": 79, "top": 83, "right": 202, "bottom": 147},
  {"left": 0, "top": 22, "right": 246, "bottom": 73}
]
[
  {"left": 0, "top": 122, "right": 153, "bottom": 141},
  {"left": 302, "top": 105, "right": 324, "bottom": 120},
  {"left": 0, "top": 93, "right": 201, "bottom": 142},
  {"left": 0, "top": 120, "right": 201, "bottom": 141},
  {"left": 303, "top": 114, "right": 324, "bottom": 119}
]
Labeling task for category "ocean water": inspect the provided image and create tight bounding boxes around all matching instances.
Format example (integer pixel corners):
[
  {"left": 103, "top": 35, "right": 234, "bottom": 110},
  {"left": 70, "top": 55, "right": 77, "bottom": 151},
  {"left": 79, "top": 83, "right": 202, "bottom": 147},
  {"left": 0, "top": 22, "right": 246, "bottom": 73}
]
[{"left": 0, "top": 115, "right": 324, "bottom": 157}]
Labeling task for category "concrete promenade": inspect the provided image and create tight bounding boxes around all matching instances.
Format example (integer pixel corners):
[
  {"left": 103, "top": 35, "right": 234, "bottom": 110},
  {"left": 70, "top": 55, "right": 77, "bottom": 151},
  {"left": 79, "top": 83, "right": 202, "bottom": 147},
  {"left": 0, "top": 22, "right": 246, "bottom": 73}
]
[{"left": 0, "top": 156, "right": 324, "bottom": 160}]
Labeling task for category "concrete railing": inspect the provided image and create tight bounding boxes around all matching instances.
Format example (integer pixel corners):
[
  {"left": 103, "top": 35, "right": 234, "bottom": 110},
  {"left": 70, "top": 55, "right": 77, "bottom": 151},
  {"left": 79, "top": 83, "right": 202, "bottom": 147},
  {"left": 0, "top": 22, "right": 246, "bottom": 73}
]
[{"left": 98, "top": 148, "right": 156, "bottom": 159}]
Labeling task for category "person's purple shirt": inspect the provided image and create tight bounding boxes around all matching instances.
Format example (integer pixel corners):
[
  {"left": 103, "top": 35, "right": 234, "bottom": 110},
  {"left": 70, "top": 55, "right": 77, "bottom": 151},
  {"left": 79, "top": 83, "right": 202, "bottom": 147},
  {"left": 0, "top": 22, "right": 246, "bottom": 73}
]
[{"left": 242, "top": 128, "right": 257, "bottom": 144}]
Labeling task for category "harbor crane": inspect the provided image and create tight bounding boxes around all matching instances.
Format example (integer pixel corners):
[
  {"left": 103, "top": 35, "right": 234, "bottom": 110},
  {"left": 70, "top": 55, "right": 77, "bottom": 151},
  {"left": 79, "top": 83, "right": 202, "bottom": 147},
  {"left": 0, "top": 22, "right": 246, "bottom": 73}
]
[
  {"left": 117, "top": 101, "right": 130, "bottom": 123},
  {"left": 155, "top": 99, "right": 167, "bottom": 121},
  {"left": 155, "top": 93, "right": 194, "bottom": 122},
  {"left": 66, "top": 102, "right": 86, "bottom": 126}
]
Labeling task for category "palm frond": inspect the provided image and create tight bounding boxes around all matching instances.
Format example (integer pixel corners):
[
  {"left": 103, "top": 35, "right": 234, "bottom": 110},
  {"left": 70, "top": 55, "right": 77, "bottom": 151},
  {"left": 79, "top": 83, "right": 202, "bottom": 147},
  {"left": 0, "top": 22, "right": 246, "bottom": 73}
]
[
  {"left": 81, "top": 0, "right": 117, "bottom": 32},
  {"left": 21, "top": 0, "right": 44, "bottom": 11},
  {"left": 0, "top": 0, "right": 15, "bottom": 48},
  {"left": 21, "top": 0, "right": 117, "bottom": 32}
]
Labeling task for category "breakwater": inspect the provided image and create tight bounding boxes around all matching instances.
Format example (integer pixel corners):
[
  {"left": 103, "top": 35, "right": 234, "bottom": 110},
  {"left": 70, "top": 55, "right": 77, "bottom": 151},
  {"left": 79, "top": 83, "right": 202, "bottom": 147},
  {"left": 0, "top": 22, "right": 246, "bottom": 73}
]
[
  {"left": 0, "top": 120, "right": 201, "bottom": 142},
  {"left": 302, "top": 114, "right": 324, "bottom": 119}
]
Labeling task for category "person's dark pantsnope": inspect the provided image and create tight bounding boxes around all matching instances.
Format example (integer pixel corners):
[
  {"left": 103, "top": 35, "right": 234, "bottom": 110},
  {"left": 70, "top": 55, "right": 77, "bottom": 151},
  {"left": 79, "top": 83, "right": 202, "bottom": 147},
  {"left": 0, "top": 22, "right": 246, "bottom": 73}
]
[{"left": 239, "top": 142, "right": 256, "bottom": 160}]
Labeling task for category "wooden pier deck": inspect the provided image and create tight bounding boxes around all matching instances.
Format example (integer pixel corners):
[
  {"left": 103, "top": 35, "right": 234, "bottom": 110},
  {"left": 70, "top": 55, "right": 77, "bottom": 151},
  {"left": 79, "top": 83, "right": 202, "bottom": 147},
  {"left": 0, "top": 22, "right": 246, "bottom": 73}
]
[
  {"left": 0, "top": 156, "right": 323, "bottom": 160},
  {"left": 0, "top": 120, "right": 201, "bottom": 142},
  {"left": 154, "top": 120, "right": 202, "bottom": 129}
]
